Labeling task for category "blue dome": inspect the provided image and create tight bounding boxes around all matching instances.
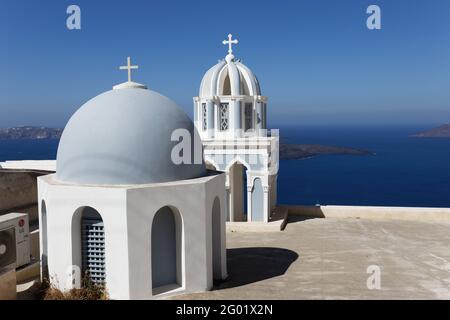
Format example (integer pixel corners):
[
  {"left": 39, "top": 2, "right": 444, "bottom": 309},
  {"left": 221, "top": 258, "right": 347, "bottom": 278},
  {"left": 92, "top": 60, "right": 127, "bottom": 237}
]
[{"left": 56, "top": 87, "right": 206, "bottom": 185}]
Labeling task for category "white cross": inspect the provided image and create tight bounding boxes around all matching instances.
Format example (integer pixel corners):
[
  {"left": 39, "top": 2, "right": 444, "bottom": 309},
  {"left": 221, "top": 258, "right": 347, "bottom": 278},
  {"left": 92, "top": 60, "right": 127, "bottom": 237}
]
[
  {"left": 222, "top": 34, "right": 238, "bottom": 55},
  {"left": 119, "top": 56, "right": 139, "bottom": 82}
]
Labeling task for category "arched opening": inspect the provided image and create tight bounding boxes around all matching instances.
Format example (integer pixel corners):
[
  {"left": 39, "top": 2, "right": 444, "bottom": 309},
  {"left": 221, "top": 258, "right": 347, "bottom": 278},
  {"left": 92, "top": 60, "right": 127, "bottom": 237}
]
[
  {"left": 212, "top": 197, "right": 222, "bottom": 280},
  {"left": 228, "top": 161, "right": 249, "bottom": 222},
  {"left": 72, "top": 206, "right": 106, "bottom": 285},
  {"left": 41, "top": 200, "right": 49, "bottom": 280},
  {"left": 151, "top": 206, "right": 183, "bottom": 294},
  {"left": 244, "top": 102, "right": 254, "bottom": 132},
  {"left": 240, "top": 77, "right": 250, "bottom": 96},
  {"left": 251, "top": 178, "right": 264, "bottom": 221},
  {"left": 222, "top": 73, "right": 231, "bottom": 95}
]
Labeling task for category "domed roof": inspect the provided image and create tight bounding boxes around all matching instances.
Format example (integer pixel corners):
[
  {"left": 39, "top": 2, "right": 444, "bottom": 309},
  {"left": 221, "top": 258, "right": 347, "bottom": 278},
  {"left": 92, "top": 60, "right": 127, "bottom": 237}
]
[
  {"left": 56, "top": 87, "right": 206, "bottom": 185},
  {"left": 199, "top": 59, "right": 261, "bottom": 97}
]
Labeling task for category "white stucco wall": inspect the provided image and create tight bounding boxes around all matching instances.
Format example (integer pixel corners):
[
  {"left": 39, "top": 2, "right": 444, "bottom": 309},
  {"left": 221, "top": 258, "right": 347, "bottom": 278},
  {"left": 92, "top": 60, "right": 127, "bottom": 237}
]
[
  {"left": 38, "top": 172, "right": 226, "bottom": 300},
  {"left": 38, "top": 175, "right": 129, "bottom": 298}
]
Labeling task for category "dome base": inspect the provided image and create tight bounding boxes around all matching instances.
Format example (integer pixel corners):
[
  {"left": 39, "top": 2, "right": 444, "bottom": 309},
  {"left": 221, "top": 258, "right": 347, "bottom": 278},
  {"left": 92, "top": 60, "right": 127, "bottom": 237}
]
[{"left": 113, "top": 81, "right": 148, "bottom": 90}]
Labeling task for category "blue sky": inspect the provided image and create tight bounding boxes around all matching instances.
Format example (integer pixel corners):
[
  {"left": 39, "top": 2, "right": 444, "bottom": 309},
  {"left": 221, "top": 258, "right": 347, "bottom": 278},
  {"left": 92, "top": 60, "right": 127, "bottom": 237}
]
[{"left": 1, "top": 0, "right": 449, "bottom": 128}]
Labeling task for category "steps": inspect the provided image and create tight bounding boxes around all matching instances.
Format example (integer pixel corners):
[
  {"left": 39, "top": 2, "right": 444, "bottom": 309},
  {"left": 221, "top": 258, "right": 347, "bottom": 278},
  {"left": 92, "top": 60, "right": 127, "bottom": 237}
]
[{"left": 226, "top": 206, "right": 288, "bottom": 232}]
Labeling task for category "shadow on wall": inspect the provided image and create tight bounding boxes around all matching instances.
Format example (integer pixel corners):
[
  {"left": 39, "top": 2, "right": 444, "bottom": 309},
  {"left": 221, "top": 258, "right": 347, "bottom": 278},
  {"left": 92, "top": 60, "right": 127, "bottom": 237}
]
[{"left": 214, "top": 247, "right": 298, "bottom": 289}]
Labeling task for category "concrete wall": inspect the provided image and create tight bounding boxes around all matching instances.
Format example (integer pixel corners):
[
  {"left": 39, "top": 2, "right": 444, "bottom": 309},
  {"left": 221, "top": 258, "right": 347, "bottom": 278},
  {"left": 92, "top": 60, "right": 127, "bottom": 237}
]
[
  {"left": 285, "top": 205, "right": 450, "bottom": 222},
  {"left": 0, "top": 268, "right": 16, "bottom": 300},
  {"left": 0, "top": 170, "right": 49, "bottom": 225}
]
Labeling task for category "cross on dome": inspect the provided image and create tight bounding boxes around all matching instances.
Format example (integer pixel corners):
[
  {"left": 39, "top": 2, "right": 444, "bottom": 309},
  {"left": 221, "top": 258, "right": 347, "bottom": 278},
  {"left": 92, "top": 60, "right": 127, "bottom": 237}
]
[
  {"left": 114, "top": 57, "right": 147, "bottom": 90},
  {"left": 222, "top": 34, "right": 238, "bottom": 55},
  {"left": 119, "top": 56, "right": 139, "bottom": 82}
]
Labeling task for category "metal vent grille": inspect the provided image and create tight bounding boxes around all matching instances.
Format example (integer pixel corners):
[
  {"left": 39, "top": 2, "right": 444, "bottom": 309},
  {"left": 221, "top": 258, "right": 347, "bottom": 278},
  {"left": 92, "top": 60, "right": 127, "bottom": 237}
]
[
  {"left": 219, "top": 103, "right": 229, "bottom": 131},
  {"left": 202, "top": 103, "right": 207, "bottom": 131},
  {"left": 0, "top": 227, "right": 16, "bottom": 268},
  {"left": 81, "top": 218, "right": 105, "bottom": 284}
]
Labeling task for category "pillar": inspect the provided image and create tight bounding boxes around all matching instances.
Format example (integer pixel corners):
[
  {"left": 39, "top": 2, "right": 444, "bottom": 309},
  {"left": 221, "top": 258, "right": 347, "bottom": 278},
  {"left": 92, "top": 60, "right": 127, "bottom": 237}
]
[
  {"left": 193, "top": 100, "right": 199, "bottom": 130},
  {"left": 246, "top": 178, "right": 253, "bottom": 222},
  {"left": 262, "top": 103, "right": 267, "bottom": 129},
  {"left": 270, "top": 174, "right": 278, "bottom": 210},
  {"left": 232, "top": 100, "right": 242, "bottom": 138},
  {"left": 206, "top": 100, "right": 214, "bottom": 138},
  {"left": 250, "top": 176, "right": 265, "bottom": 222},
  {"left": 255, "top": 101, "right": 263, "bottom": 136},
  {"left": 263, "top": 184, "right": 270, "bottom": 223}
]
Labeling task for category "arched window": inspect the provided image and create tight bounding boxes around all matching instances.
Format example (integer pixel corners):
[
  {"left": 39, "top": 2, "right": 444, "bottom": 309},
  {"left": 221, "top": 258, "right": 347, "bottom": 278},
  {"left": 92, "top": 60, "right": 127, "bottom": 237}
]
[
  {"left": 72, "top": 206, "right": 105, "bottom": 285},
  {"left": 222, "top": 73, "right": 231, "bottom": 95},
  {"left": 228, "top": 161, "right": 249, "bottom": 222},
  {"left": 151, "top": 206, "right": 183, "bottom": 294},
  {"left": 219, "top": 103, "right": 229, "bottom": 131}
]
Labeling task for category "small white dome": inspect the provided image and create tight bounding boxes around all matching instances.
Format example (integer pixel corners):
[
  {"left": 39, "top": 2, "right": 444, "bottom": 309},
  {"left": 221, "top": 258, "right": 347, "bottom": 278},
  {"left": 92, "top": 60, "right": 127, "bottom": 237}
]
[
  {"left": 56, "top": 88, "right": 206, "bottom": 185},
  {"left": 199, "top": 59, "right": 261, "bottom": 97}
]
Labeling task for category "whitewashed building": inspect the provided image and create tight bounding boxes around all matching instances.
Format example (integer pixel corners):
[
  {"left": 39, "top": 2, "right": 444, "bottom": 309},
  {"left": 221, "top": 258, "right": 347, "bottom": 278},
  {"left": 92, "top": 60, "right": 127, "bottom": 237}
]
[
  {"left": 193, "top": 35, "right": 279, "bottom": 222},
  {"left": 38, "top": 59, "right": 227, "bottom": 299}
]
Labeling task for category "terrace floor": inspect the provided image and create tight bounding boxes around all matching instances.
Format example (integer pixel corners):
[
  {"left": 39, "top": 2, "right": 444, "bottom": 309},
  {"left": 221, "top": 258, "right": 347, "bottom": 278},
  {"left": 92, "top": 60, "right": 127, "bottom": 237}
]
[{"left": 173, "top": 216, "right": 450, "bottom": 299}]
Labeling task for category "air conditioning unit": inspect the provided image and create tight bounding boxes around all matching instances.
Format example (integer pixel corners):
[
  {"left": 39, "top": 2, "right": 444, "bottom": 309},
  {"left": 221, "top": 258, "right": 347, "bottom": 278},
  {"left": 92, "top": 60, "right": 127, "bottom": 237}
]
[{"left": 0, "top": 213, "right": 30, "bottom": 270}]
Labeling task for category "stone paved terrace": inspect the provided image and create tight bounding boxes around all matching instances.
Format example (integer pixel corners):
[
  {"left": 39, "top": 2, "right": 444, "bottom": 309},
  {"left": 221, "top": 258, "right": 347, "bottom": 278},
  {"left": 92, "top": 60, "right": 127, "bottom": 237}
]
[{"left": 172, "top": 216, "right": 450, "bottom": 300}]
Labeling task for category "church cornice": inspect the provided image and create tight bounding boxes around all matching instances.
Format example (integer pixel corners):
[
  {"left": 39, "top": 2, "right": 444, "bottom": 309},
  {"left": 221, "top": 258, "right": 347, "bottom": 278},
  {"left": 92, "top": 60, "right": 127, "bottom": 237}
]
[{"left": 196, "top": 95, "right": 268, "bottom": 102}]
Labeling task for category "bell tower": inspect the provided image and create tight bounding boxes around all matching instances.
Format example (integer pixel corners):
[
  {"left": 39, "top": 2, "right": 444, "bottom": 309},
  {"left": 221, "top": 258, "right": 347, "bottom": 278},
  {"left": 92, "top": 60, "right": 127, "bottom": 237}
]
[{"left": 193, "top": 35, "right": 279, "bottom": 223}]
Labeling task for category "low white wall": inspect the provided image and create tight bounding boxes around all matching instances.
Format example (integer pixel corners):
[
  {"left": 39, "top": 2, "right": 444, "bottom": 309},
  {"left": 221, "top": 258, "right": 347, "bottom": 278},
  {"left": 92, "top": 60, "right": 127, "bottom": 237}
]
[
  {"left": 285, "top": 205, "right": 450, "bottom": 222},
  {"left": 0, "top": 160, "right": 56, "bottom": 172},
  {"left": 30, "top": 229, "right": 40, "bottom": 261}
]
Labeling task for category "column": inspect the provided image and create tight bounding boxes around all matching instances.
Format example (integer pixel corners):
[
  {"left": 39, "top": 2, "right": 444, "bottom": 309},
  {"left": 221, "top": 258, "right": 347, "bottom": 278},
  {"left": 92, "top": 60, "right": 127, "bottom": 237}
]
[
  {"left": 225, "top": 172, "right": 232, "bottom": 222},
  {"left": 246, "top": 178, "right": 253, "bottom": 222},
  {"left": 263, "top": 184, "right": 270, "bottom": 223},
  {"left": 206, "top": 100, "right": 214, "bottom": 138},
  {"left": 193, "top": 100, "right": 199, "bottom": 130},
  {"left": 262, "top": 103, "right": 267, "bottom": 129},
  {"left": 271, "top": 174, "right": 278, "bottom": 210},
  {"left": 250, "top": 176, "right": 265, "bottom": 222},
  {"left": 255, "top": 101, "right": 263, "bottom": 136},
  {"left": 232, "top": 99, "right": 242, "bottom": 138},
  {"left": 226, "top": 187, "right": 231, "bottom": 221}
]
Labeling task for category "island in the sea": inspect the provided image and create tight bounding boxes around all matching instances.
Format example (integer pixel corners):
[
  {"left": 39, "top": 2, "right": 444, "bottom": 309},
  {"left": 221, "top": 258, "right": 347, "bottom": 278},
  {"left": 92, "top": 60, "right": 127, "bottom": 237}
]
[
  {"left": 411, "top": 124, "right": 450, "bottom": 138},
  {"left": 0, "top": 126, "right": 63, "bottom": 140},
  {"left": 0, "top": 126, "right": 374, "bottom": 160},
  {"left": 279, "top": 143, "right": 373, "bottom": 160}
]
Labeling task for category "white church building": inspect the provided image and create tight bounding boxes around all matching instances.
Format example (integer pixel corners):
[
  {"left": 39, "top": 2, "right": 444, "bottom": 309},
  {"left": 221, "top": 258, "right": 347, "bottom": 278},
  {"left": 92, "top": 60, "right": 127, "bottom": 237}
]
[
  {"left": 38, "top": 58, "right": 227, "bottom": 299},
  {"left": 194, "top": 35, "right": 279, "bottom": 223}
]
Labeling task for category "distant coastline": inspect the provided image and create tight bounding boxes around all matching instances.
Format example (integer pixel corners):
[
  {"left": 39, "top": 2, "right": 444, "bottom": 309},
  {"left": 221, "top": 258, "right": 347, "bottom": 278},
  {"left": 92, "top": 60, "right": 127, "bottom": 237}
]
[
  {"left": 0, "top": 126, "right": 62, "bottom": 140},
  {"left": 1, "top": 126, "right": 450, "bottom": 207},
  {"left": 411, "top": 124, "right": 450, "bottom": 138},
  {"left": 0, "top": 126, "right": 374, "bottom": 160},
  {"left": 279, "top": 143, "right": 373, "bottom": 160}
]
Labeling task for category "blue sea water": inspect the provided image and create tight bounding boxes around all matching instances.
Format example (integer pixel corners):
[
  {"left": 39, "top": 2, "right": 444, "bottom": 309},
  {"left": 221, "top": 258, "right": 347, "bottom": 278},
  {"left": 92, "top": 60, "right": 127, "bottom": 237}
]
[
  {"left": 0, "top": 139, "right": 59, "bottom": 162},
  {"left": 278, "top": 125, "right": 450, "bottom": 207},
  {"left": 1, "top": 125, "right": 449, "bottom": 207}
]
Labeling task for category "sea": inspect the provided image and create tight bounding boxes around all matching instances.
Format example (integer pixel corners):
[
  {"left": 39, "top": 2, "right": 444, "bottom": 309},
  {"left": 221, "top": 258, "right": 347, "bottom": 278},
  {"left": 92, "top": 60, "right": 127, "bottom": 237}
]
[{"left": 1, "top": 125, "right": 450, "bottom": 208}]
